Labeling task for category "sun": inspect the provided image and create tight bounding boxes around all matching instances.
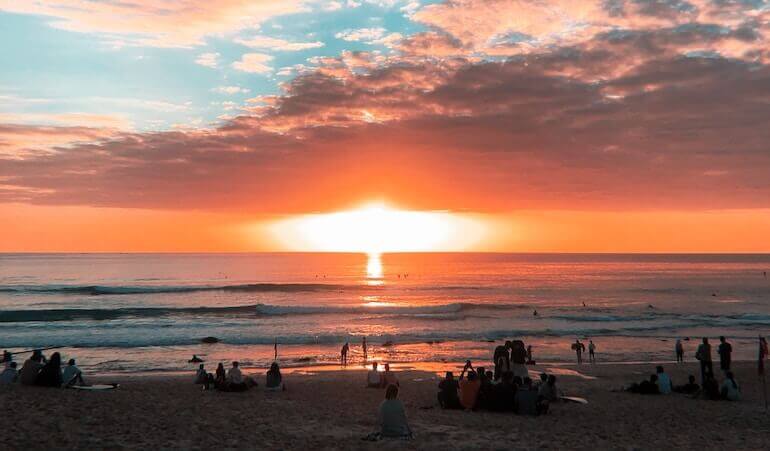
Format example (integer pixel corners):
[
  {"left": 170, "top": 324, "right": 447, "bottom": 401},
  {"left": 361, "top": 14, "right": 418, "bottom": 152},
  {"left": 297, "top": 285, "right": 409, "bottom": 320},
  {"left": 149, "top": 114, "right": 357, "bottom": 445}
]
[{"left": 266, "top": 202, "right": 486, "bottom": 253}]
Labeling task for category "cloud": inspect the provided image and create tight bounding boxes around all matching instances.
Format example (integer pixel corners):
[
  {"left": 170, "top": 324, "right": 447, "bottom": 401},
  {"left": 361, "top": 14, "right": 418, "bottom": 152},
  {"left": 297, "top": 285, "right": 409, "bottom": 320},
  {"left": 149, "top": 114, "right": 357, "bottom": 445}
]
[
  {"left": 234, "top": 35, "right": 324, "bottom": 51},
  {"left": 232, "top": 53, "right": 274, "bottom": 73},
  {"left": 211, "top": 86, "right": 252, "bottom": 95},
  {"left": 0, "top": 0, "right": 310, "bottom": 47},
  {"left": 195, "top": 52, "right": 220, "bottom": 68},
  {"left": 335, "top": 27, "right": 404, "bottom": 47}
]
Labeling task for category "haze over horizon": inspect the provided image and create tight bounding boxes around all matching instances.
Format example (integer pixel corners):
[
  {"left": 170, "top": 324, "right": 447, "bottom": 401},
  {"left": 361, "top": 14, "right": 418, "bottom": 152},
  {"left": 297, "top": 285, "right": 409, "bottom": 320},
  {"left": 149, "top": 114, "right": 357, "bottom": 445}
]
[{"left": 2, "top": 1, "right": 770, "bottom": 252}]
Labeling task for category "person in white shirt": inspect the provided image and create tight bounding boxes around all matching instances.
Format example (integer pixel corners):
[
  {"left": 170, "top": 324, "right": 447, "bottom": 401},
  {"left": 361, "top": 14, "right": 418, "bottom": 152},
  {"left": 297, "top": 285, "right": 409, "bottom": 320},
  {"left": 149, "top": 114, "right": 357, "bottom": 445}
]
[
  {"left": 0, "top": 362, "right": 18, "bottom": 384},
  {"left": 62, "top": 359, "right": 85, "bottom": 386},
  {"left": 227, "top": 361, "right": 248, "bottom": 391},
  {"left": 656, "top": 366, "right": 672, "bottom": 394},
  {"left": 367, "top": 362, "right": 383, "bottom": 388}
]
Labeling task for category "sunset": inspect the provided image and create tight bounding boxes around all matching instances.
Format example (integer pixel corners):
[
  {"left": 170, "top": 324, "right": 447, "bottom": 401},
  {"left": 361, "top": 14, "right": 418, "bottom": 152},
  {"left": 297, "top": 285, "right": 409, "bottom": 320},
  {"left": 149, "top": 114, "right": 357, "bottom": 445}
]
[{"left": 1, "top": 1, "right": 770, "bottom": 449}]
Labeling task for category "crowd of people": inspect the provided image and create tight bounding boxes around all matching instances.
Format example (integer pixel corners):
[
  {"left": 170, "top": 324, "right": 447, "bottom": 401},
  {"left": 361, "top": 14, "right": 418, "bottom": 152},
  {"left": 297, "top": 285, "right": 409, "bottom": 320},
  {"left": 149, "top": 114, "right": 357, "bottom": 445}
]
[
  {"left": 625, "top": 364, "right": 741, "bottom": 401},
  {"left": 1, "top": 349, "right": 85, "bottom": 388},
  {"left": 193, "top": 360, "right": 284, "bottom": 392}
]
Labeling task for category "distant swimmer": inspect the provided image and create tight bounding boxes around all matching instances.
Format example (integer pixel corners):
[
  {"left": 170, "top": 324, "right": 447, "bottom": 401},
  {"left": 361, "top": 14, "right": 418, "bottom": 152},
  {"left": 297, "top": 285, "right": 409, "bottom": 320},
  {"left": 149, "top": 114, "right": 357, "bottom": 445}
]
[
  {"left": 189, "top": 355, "right": 203, "bottom": 363},
  {"left": 533, "top": 310, "right": 538, "bottom": 317},
  {"left": 648, "top": 304, "right": 655, "bottom": 309},
  {"left": 582, "top": 301, "right": 586, "bottom": 307}
]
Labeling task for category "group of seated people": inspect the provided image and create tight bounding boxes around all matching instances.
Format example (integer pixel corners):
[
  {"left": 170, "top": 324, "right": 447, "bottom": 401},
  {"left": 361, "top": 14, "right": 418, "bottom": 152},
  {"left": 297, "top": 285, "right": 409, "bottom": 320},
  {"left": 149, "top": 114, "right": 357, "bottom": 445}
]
[
  {"left": 1, "top": 350, "right": 85, "bottom": 388},
  {"left": 366, "top": 362, "right": 399, "bottom": 388},
  {"left": 625, "top": 366, "right": 740, "bottom": 401},
  {"left": 437, "top": 360, "right": 560, "bottom": 415},
  {"left": 194, "top": 360, "right": 284, "bottom": 392}
]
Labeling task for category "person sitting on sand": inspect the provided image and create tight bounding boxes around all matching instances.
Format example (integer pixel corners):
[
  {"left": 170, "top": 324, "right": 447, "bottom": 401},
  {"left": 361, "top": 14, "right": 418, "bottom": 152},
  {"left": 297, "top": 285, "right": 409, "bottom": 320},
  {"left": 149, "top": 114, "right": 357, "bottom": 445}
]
[
  {"left": 214, "top": 363, "right": 226, "bottom": 388},
  {"left": 720, "top": 371, "right": 740, "bottom": 401},
  {"left": 0, "top": 362, "right": 18, "bottom": 384},
  {"left": 62, "top": 358, "right": 85, "bottom": 387},
  {"left": 35, "top": 352, "right": 63, "bottom": 387},
  {"left": 674, "top": 375, "right": 700, "bottom": 395},
  {"left": 379, "top": 384, "right": 412, "bottom": 439},
  {"left": 538, "top": 375, "right": 560, "bottom": 402},
  {"left": 1, "top": 350, "right": 11, "bottom": 368},
  {"left": 476, "top": 366, "right": 495, "bottom": 410},
  {"left": 492, "top": 371, "right": 517, "bottom": 412},
  {"left": 367, "top": 362, "right": 383, "bottom": 388},
  {"left": 266, "top": 362, "right": 284, "bottom": 391},
  {"left": 702, "top": 373, "right": 721, "bottom": 400},
  {"left": 515, "top": 377, "right": 546, "bottom": 415},
  {"left": 493, "top": 341, "right": 511, "bottom": 380},
  {"left": 226, "top": 361, "right": 248, "bottom": 392},
  {"left": 656, "top": 366, "right": 673, "bottom": 394},
  {"left": 19, "top": 352, "right": 45, "bottom": 386},
  {"left": 383, "top": 364, "right": 398, "bottom": 387},
  {"left": 627, "top": 374, "right": 659, "bottom": 395},
  {"left": 194, "top": 363, "right": 214, "bottom": 390},
  {"left": 437, "top": 372, "right": 460, "bottom": 409},
  {"left": 458, "top": 361, "right": 480, "bottom": 410},
  {"left": 536, "top": 372, "right": 548, "bottom": 388}
]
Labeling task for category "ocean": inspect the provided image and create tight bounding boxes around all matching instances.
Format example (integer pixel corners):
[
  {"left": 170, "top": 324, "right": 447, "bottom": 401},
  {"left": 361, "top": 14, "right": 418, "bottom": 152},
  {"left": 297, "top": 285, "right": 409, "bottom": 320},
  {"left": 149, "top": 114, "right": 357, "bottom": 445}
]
[{"left": 1, "top": 253, "right": 769, "bottom": 374}]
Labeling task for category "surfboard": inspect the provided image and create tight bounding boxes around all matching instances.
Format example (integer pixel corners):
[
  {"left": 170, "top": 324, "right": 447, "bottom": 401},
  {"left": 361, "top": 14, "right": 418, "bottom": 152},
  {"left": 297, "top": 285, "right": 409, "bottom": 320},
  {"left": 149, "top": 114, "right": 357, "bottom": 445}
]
[
  {"left": 69, "top": 384, "right": 119, "bottom": 391},
  {"left": 560, "top": 396, "right": 588, "bottom": 404}
]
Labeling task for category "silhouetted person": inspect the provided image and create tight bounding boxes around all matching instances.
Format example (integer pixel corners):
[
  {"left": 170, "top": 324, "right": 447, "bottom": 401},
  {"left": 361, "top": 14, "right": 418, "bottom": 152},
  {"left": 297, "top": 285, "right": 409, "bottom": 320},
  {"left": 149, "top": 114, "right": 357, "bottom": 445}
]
[
  {"left": 718, "top": 336, "right": 732, "bottom": 372},
  {"left": 572, "top": 339, "right": 585, "bottom": 365},
  {"left": 227, "top": 361, "right": 247, "bottom": 392},
  {"left": 674, "top": 375, "right": 700, "bottom": 395},
  {"left": 437, "top": 371, "right": 460, "bottom": 409},
  {"left": 675, "top": 339, "right": 684, "bottom": 363},
  {"left": 458, "top": 361, "right": 480, "bottom": 410},
  {"left": 20, "top": 352, "right": 44, "bottom": 386},
  {"left": 493, "top": 341, "right": 511, "bottom": 380},
  {"left": 588, "top": 340, "right": 596, "bottom": 363},
  {"left": 341, "top": 342, "right": 349, "bottom": 366},
  {"left": 1, "top": 350, "right": 11, "bottom": 367},
  {"left": 362, "top": 337, "right": 368, "bottom": 362},
  {"left": 526, "top": 345, "right": 534, "bottom": 364},
  {"left": 702, "top": 373, "right": 720, "bottom": 400},
  {"left": 188, "top": 354, "right": 203, "bottom": 363},
  {"left": 627, "top": 374, "right": 659, "bottom": 394},
  {"left": 695, "top": 337, "right": 713, "bottom": 385},
  {"left": 266, "top": 362, "right": 283, "bottom": 391},
  {"left": 538, "top": 374, "right": 560, "bottom": 402},
  {"left": 656, "top": 366, "right": 672, "bottom": 394},
  {"left": 214, "top": 363, "right": 226, "bottom": 388},
  {"left": 493, "top": 371, "right": 517, "bottom": 412},
  {"left": 35, "top": 351, "right": 62, "bottom": 387}
]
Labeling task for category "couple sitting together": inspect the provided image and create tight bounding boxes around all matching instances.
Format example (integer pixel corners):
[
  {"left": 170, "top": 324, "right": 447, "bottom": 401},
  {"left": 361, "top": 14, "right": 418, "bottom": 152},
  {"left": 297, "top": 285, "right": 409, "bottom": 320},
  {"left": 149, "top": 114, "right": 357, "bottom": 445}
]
[{"left": 366, "top": 362, "right": 399, "bottom": 388}]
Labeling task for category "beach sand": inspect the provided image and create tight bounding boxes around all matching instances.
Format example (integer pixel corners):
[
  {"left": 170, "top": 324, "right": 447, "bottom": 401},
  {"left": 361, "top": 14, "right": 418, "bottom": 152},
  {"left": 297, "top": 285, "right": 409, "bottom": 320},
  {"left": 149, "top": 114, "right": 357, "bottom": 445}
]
[{"left": 1, "top": 361, "right": 769, "bottom": 450}]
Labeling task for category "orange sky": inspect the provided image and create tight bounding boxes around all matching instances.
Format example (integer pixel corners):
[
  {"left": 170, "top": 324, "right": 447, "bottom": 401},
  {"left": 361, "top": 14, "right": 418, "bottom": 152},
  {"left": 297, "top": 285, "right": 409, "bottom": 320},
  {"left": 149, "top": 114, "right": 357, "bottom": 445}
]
[{"left": 3, "top": 203, "right": 769, "bottom": 253}]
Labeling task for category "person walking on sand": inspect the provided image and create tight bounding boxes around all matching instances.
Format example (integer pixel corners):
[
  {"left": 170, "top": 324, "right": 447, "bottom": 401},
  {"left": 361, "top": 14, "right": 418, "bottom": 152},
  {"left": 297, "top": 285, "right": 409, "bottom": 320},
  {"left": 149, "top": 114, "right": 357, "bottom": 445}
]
[
  {"left": 572, "top": 339, "right": 585, "bottom": 365},
  {"left": 340, "top": 342, "right": 349, "bottom": 366},
  {"left": 695, "top": 337, "right": 713, "bottom": 385},
  {"left": 588, "top": 340, "right": 596, "bottom": 364},
  {"left": 675, "top": 339, "right": 684, "bottom": 363},
  {"left": 718, "top": 336, "right": 732, "bottom": 372}
]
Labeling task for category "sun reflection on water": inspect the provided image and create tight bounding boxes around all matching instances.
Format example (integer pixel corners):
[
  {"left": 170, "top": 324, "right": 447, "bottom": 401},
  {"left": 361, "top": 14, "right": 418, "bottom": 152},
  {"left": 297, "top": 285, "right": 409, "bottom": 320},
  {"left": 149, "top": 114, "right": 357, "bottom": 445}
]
[{"left": 366, "top": 252, "right": 383, "bottom": 284}]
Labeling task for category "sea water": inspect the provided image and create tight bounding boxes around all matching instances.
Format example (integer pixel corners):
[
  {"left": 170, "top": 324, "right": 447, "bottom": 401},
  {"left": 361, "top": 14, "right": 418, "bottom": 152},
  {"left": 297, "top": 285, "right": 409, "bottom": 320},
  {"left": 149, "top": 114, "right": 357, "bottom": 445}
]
[{"left": 1, "top": 253, "right": 769, "bottom": 373}]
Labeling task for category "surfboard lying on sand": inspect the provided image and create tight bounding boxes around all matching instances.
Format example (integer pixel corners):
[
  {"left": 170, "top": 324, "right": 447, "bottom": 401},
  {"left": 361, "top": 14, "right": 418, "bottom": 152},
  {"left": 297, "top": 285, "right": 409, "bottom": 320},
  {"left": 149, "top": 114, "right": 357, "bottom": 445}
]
[
  {"left": 560, "top": 396, "right": 588, "bottom": 404},
  {"left": 69, "top": 384, "right": 119, "bottom": 391}
]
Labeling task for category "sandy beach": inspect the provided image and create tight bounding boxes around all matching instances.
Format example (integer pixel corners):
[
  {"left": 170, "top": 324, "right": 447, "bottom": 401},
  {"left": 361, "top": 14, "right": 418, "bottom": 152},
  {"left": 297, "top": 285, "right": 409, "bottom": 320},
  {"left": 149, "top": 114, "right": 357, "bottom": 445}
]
[{"left": 1, "top": 360, "right": 769, "bottom": 450}]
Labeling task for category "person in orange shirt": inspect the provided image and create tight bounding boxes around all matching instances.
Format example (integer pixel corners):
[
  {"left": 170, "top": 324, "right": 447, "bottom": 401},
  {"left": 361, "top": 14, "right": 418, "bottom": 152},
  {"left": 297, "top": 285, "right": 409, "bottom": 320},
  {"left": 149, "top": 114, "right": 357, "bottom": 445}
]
[{"left": 458, "top": 360, "right": 481, "bottom": 410}]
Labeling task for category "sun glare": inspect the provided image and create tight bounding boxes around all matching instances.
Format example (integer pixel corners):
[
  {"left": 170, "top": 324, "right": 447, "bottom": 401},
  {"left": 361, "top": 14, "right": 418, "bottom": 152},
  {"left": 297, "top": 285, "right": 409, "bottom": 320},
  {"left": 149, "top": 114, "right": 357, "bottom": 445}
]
[{"left": 266, "top": 203, "right": 487, "bottom": 253}]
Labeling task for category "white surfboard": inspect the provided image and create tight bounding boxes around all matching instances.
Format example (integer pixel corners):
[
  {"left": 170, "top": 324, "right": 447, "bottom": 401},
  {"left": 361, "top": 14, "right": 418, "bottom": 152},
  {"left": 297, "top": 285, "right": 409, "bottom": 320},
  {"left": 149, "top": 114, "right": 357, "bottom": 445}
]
[
  {"left": 560, "top": 396, "right": 588, "bottom": 404},
  {"left": 69, "top": 384, "right": 119, "bottom": 391}
]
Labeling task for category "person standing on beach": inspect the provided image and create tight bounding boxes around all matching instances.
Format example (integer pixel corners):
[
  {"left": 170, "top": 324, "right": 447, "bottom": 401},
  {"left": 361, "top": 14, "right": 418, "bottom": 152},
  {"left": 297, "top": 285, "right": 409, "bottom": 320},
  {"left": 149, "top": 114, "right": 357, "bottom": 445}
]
[
  {"left": 363, "top": 337, "right": 368, "bottom": 362},
  {"left": 695, "top": 337, "right": 713, "bottom": 385},
  {"left": 572, "top": 339, "right": 585, "bottom": 365},
  {"left": 718, "top": 336, "right": 732, "bottom": 372},
  {"left": 675, "top": 339, "right": 684, "bottom": 363},
  {"left": 588, "top": 340, "right": 596, "bottom": 364},
  {"left": 493, "top": 341, "right": 511, "bottom": 380},
  {"left": 341, "top": 342, "right": 350, "bottom": 366}
]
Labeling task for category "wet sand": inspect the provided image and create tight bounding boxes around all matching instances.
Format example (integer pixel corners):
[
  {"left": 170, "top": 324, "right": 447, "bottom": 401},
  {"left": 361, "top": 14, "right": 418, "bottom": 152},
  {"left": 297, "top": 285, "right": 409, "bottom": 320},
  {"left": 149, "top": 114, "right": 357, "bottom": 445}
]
[{"left": 1, "top": 361, "right": 768, "bottom": 450}]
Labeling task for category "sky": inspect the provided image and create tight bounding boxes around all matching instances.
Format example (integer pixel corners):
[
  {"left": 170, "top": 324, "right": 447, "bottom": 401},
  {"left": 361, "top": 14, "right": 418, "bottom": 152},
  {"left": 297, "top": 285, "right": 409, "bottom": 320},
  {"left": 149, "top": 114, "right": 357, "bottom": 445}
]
[{"left": 1, "top": 0, "right": 769, "bottom": 252}]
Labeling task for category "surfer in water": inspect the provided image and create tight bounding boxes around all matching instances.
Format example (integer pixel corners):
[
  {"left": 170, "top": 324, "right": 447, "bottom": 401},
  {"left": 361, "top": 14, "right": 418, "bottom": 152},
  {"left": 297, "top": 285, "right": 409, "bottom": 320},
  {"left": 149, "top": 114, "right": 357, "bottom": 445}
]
[
  {"left": 533, "top": 309, "right": 538, "bottom": 317},
  {"left": 189, "top": 355, "right": 203, "bottom": 363}
]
